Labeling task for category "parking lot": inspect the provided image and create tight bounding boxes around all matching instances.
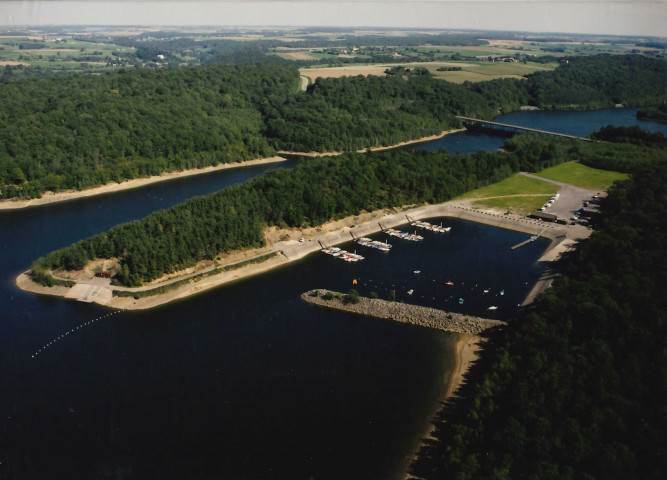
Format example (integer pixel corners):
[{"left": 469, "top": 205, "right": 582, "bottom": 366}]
[{"left": 520, "top": 172, "right": 601, "bottom": 222}]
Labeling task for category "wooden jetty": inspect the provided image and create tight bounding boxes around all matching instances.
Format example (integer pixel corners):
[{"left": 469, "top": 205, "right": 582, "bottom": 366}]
[{"left": 511, "top": 229, "right": 545, "bottom": 250}]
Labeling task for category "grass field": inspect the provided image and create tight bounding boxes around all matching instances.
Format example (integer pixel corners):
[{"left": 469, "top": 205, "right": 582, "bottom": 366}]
[
  {"left": 534, "top": 161, "right": 630, "bottom": 190},
  {"left": 461, "top": 174, "right": 559, "bottom": 199},
  {"left": 472, "top": 195, "right": 554, "bottom": 215},
  {"left": 458, "top": 173, "right": 560, "bottom": 214}
]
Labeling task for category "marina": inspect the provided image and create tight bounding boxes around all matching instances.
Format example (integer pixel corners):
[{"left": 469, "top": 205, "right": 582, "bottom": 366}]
[
  {"left": 321, "top": 246, "right": 365, "bottom": 262},
  {"left": 356, "top": 237, "right": 393, "bottom": 252},
  {"left": 384, "top": 227, "right": 424, "bottom": 242},
  {"left": 408, "top": 216, "right": 452, "bottom": 233}
]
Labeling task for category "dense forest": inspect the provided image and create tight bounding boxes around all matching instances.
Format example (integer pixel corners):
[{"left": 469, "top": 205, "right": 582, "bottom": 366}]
[
  {"left": 524, "top": 55, "right": 667, "bottom": 109},
  {"left": 0, "top": 63, "right": 298, "bottom": 198},
  {"left": 2, "top": 54, "right": 666, "bottom": 199},
  {"left": 410, "top": 133, "right": 666, "bottom": 479}
]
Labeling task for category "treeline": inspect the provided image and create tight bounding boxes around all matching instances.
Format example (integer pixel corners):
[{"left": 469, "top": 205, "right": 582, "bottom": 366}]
[
  {"left": 591, "top": 125, "right": 667, "bottom": 148},
  {"left": 411, "top": 140, "right": 666, "bottom": 479},
  {"left": 525, "top": 55, "right": 667, "bottom": 109},
  {"left": 262, "top": 74, "right": 499, "bottom": 152},
  {"left": 2, "top": 55, "right": 666, "bottom": 199},
  {"left": 637, "top": 104, "right": 667, "bottom": 123},
  {"left": 0, "top": 63, "right": 298, "bottom": 198}
]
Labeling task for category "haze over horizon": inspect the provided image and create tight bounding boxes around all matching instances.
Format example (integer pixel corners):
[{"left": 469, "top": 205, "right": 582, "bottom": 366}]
[{"left": 1, "top": 1, "right": 665, "bottom": 38}]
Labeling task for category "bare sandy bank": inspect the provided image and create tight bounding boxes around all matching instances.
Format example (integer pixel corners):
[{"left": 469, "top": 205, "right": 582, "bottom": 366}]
[
  {"left": 277, "top": 128, "right": 465, "bottom": 157},
  {"left": 0, "top": 156, "right": 287, "bottom": 210},
  {"left": 16, "top": 199, "right": 588, "bottom": 311},
  {"left": 404, "top": 334, "right": 481, "bottom": 480}
]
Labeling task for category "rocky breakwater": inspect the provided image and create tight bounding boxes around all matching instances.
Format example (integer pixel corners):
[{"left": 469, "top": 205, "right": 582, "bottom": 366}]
[{"left": 301, "top": 289, "right": 505, "bottom": 335}]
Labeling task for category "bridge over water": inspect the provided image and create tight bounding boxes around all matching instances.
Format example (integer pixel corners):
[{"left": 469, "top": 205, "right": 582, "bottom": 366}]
[{"left": 456, "top": 116, "right": 592, "bottom": 141}]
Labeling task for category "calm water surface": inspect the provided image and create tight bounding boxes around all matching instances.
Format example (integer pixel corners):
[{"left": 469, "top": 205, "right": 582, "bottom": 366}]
[
  {"left": 408, "top": 107, "right": 667, "bottom": 153},
  {"left": 1, "top": 108, "right": 662, "bottom": 479}
]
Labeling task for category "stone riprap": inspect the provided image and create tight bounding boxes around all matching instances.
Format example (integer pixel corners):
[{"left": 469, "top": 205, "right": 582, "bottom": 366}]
[{"left": 301, "top": 290, "right": 505, "bottom": 335}]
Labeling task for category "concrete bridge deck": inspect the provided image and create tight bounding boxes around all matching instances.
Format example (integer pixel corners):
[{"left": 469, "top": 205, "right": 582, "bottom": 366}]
[{"left": 456, "top": 116, "right": 592, "bottom": 141}]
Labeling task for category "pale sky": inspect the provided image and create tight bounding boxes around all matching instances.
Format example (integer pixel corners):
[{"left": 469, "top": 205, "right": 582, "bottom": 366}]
[{"left": 1, "top": 1, "right": 665, "bottom": 37}]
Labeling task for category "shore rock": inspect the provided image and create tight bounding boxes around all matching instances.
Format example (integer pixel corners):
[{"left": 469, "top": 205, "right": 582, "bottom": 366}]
[{"left": 301, "top": 290, "right": 505, "bottom": 335}]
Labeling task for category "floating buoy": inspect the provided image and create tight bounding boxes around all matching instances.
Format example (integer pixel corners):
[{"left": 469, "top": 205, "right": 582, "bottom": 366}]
[{"left": 459, "top": 298, "right": 464, "bottom": 304}]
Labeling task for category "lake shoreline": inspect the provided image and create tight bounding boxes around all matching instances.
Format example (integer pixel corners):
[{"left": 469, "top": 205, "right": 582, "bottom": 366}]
[
  {"left": 16, "top": 200, "right": 589, "bottom": 310},
  {"left": 1, "top": 128, "right": 466, "bottom": 210},
  {"left": 404, "top": 333, "right": 481, "bottom": 480},
  {"left": 277, "top": 128, "right": 465, "bottom": 157},
  {"left": 299, "top": 289, "right": 494, "bottom": 480},
  {"left": 0, "top": 156, "right": 288, "bottom": 210},
  {"left": 300, "top": 289, "right": 504, "bottom": 335}
]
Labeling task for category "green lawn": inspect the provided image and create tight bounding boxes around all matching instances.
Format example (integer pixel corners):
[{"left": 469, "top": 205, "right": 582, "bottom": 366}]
[
  {"left": 458, "top": 173, "right": 558, "bottom": 214},
  {"left": 460, "top": 173, "right": 558, "bottom": 199},
  {"left": 534, "top": 161, "right": 630, "bottom": 190},
  {"left": 472, "top": 195, "right": 554, "bottom": 215}
]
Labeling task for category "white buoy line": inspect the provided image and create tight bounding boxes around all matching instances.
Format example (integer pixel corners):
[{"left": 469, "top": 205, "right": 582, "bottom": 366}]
[{"left": 31, "top": 310, "right": 121, "bottom": 359}]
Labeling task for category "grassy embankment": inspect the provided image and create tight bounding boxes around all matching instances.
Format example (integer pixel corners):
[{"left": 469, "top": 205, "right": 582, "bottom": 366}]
[
  {"left": 533, "top": 161, "right": 631, "bottom": 190},
  {"left": 458, "top": 173, "right": 558, "bottom": 214}
]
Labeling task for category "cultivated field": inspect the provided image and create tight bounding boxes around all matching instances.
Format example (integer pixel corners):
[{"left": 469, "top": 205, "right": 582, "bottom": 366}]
[{"left": 300, "top": 60, "right": 557, "bottom": 83}]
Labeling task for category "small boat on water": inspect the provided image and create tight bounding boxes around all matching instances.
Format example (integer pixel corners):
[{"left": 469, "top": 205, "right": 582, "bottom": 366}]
[
  {"left": 487, "top": 306, "right": 498, "bottom": 310},
  {"left": 414, "top": 270, "right": 421, "bottom": 274},
  {"left": 500, "top": 290, "right": 505, "bottom": 296},
  {"left": 483, "top": 289, "right": 489, "bottom": 293},
  {"left": 458, "top": 298, "right": 464, "bottom": 304},
  {"left": 445, "top": 281, "right": 454, "bottom": 286},
  {"left": 407, "top": 289, "right": 414, "bottom": 295}
]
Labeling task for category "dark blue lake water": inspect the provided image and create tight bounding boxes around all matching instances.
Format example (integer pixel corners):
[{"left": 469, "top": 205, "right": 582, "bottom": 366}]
[
  {"left": 1, "top": 108, "right": 661, "bottom": 479},
  {"left": 407, "top": 107, "right": 667, "bottom": 154}
]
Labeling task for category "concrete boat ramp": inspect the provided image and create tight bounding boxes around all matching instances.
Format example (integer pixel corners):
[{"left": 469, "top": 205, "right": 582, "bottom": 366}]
[{"left": 65, "top": 283, "right": 113, "bottom": 305}]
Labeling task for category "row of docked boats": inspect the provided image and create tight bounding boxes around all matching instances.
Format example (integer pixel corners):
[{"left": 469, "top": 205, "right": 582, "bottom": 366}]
[
  {"left": 356, "top": 237, "right": 392, "bottom": 252},
  {"left": 410, "top": 220, "right": 451, "bottom": 233},
  {"left": 384, "top": 228, "right": 423, "bottom": 241},
  {"left": 321, "top": 246, "right": 365, "bottom": 262}
]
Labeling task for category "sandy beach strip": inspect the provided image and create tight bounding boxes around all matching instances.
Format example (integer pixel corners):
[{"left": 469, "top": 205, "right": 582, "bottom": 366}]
[
  {"left": 401, "top": 333, "right": 482, "bottom": 480},
  {"left": 277, "top": 128, "right": 465, "bottom": 157},
  {"left": 0, "top": 156, "right": 287, "bottom": 210}
]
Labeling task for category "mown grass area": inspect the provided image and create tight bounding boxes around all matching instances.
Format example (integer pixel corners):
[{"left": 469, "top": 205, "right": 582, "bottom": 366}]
[
  {"left": 458, "top": 173, "right": 558, "bottom": 214},
  {"left": 460, "top": 173, "right": 558, "bottom": 199},
  {"left": 534, "top": 161, "right": 630, "bottom": 190},
  {"left": 472, "top": 195, "right": 553, "bottom": 215}
]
